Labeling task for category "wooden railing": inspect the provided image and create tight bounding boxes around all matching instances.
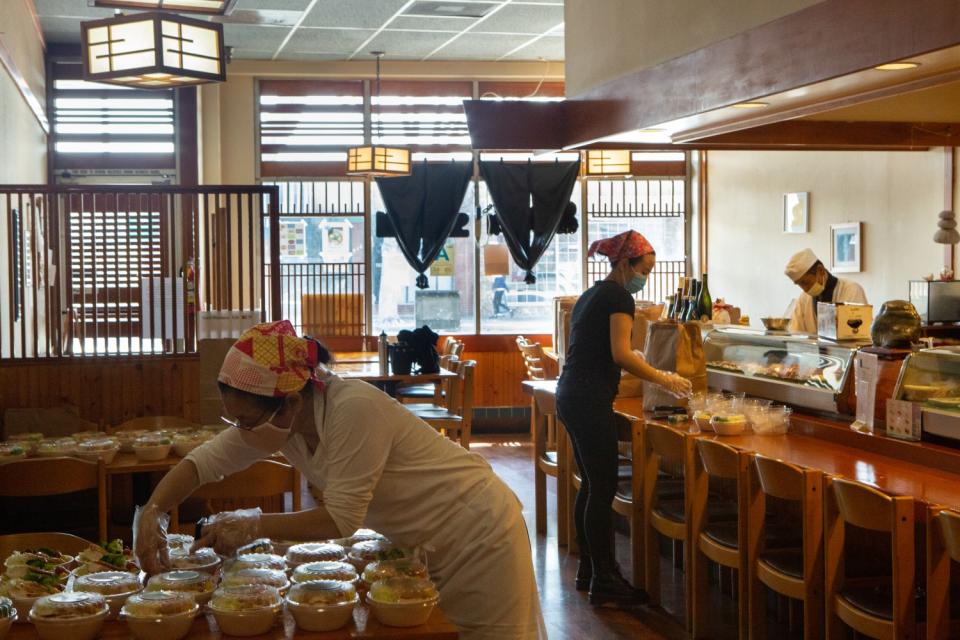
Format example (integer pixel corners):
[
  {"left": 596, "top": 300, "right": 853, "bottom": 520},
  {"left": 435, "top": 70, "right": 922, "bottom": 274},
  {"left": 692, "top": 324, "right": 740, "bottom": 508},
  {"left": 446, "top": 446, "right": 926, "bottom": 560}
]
[
  {"left": 0, "top": 185, "right": 280, "bottom": 359},
  {"left": 265, "top": 262, "right": 366, "bottom": 339}
]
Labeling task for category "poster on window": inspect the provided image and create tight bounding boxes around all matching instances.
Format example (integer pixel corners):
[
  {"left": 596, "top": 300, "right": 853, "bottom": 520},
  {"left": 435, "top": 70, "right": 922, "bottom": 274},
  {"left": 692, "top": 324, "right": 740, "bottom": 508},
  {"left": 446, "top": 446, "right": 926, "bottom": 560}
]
[
  {"left": 280, "top": 220, "right": 306, "bottom": 259},
  {"left": 321, "top": 221, "right": 351, "bottom": 261},
  {"left": 430, "top": 242, "right": 455, "bottom": 276}
]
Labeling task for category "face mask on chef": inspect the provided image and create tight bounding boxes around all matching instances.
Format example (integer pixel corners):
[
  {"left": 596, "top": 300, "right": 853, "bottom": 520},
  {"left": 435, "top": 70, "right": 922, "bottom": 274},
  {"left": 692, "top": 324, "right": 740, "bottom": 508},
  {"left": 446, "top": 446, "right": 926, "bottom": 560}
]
[
  {"left": 799, "top": 263, "right": 828, "bottom": 298},
  {"left": 619, "top": 254, "right": 655, "bottom": 294}
]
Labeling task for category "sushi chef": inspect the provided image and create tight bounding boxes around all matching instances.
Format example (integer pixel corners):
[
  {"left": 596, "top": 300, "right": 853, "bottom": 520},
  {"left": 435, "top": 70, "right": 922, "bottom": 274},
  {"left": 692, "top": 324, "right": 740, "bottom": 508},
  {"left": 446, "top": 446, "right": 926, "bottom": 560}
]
[
  {"left": 135, "top": 320, "right": 545, "bottom": 640},
  {"left": 784, "top": 248, "right": 868, "bottom": 334}
]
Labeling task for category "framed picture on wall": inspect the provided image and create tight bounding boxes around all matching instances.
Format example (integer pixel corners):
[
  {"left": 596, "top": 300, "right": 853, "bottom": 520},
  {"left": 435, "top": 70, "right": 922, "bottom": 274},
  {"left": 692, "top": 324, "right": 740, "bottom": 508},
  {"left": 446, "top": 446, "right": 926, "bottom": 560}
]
[
  {"left": 830, "top": 222, "right": 862, "bottom": 273},
  {"left": 783, "top": 192, "right": 809, "bottom": 234}
]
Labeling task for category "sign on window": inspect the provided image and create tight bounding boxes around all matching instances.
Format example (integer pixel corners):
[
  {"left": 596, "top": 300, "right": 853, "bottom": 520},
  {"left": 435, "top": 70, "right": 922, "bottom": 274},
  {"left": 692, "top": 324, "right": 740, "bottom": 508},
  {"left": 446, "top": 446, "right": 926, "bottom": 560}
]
[
  {"left": 280, "top": 220, "right": 306, "bottom": 258},
  {"left": 430, "top": 242, "right": 454, "bottom": 276}
]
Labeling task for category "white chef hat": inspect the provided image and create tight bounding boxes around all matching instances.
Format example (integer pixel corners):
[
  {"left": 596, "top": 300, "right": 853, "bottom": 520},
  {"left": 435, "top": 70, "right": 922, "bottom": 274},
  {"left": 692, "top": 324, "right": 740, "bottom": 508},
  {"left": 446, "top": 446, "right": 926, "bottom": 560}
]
[{"left": 784, "top": 248, "right": 820, "bottom": 282}]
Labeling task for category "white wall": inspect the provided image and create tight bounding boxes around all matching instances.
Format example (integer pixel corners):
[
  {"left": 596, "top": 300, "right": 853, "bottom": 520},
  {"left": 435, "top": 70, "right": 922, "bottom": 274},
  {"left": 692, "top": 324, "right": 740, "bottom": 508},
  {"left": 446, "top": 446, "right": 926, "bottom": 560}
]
[{"left": 706, "top": 149, "right": 945, "bottom": 324}]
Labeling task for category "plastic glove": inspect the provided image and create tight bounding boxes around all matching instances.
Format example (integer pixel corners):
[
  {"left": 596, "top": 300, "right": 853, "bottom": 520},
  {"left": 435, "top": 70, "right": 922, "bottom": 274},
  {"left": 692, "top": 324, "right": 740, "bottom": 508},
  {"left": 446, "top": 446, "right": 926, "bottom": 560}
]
[
  {"left": 659, "top": 371, "right": 693, "bottom": 399},
  {"left": 133, "top": 504, "right": 171, "bottom": 576},
  {"left": 191, "top": 507, "right": 262, "bottom": 556}
]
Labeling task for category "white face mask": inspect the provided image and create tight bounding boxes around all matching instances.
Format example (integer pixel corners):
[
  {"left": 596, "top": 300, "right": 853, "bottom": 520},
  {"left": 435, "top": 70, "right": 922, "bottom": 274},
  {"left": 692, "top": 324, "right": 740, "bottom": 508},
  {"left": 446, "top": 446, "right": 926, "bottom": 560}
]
[
  {"left": 807, "top": 278, "right": 826, "bottom": 298},
  {"left": 236, "top": 407, "right": 292, "bottom": 454}
]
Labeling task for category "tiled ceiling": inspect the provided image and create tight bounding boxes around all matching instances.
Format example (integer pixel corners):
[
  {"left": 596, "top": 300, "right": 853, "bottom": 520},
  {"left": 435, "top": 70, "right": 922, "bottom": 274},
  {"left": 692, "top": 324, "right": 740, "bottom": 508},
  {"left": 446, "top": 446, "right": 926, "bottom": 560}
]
[{"left": 34, "top": 0, "right": 565, "bottom": 62}]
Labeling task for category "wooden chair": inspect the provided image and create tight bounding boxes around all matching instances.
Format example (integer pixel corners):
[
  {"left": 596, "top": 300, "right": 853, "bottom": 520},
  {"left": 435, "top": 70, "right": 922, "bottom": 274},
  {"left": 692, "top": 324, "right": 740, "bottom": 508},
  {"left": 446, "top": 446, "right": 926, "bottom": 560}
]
[
  {"left": 111, "top": 416, "right": 200, "bottom": 432},
  {"left": 824, "top": 477, "right": 915, "bottom": 640},
  {"left": 532, "top": 386, "right": 564, "bottom": 543},
  {"left": 516, "top": 336, "right": 551, "bottom": 381},
  {"left": 747, "top": 454, "right": 823, "bottom": 640},
  {"left": 406, "top": 360, "right": 476, "bottom": 449},
  {"left": 398, "top": 354, "right": 459, "bottom": 404},
  {"left": 0, "top": 532, "right": 92, "bottom": 560},
  {"left": 611, "top": 412, "right": 644, "bottom": 591},
  {"left": 692, "top": 439, "right": 750, "bottom": 639},
  {"left": 0, "top": 457, "right": 106, "bottom": 542},
  {"left": 643, "top": 421, "right": 695, "bottom": 627},
  {"left": 928, "top": 507, "right": 960, "bottom": 640}
]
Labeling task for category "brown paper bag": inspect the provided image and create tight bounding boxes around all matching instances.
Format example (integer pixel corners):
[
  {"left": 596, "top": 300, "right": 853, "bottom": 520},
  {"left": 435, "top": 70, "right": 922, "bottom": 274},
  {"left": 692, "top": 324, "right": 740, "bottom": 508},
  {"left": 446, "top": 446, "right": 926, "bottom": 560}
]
[
  {"left": 642, "top": 320, "right": 708, "bottom": 410},
  {"left": 617, "top": 304, "right": 665, "bottom": 397}
]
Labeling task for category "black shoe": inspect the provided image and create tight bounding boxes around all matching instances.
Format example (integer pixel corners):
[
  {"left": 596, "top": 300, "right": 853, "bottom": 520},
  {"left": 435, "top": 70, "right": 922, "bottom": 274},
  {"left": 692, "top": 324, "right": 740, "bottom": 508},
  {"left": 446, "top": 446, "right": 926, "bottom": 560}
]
[
  {"left": 588, "top": 567, "right": 649, "bottom": 607},
  {"left": 575, "top": 559, "right": 592, "bottom": 591}
]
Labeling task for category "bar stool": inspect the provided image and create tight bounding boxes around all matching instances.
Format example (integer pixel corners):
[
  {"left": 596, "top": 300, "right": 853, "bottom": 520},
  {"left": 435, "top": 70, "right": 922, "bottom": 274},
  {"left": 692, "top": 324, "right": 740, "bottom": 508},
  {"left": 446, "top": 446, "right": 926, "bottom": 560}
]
[
  {"left": 692, "top": 439, "right": 749, "bottom": 639},
  {"left": 747, "top": 453, "right": 823, "bottom": 640},
  {"left": 643, "top": 421, "right": 695, "bottom": 628},
  {"left": 611, "top": 412, "right": 644, "bottom": 589},
  {"left": 532, "top": 386, "right": 567, "bottom": 545},
  {"left": 824, "top": 477, "right": 915, "bottom": 640},
  {"left": 927, "top": 507, "right": 960, "bottom": 640}
]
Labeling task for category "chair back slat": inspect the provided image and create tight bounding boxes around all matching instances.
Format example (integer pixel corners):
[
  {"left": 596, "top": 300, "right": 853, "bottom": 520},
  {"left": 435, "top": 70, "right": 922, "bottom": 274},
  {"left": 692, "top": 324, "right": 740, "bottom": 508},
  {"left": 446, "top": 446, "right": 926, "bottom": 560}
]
[
  {"left": 646, "top": 422, "right": 686, "bottom": 469},
  {"left": 753, "top": 454, "right": 806, "bottom": 501},
  {"left": 938, "top": 509, "right": 960, "bottom": 562},
  {"left": 0, "top": 457, "right": 99, "bottom": 497},
  {"left": 696, "top": 439, "right": 740, "bottom": 479},
  {"left": 831, "top": 477, "right": 896, "bottom": 532}
]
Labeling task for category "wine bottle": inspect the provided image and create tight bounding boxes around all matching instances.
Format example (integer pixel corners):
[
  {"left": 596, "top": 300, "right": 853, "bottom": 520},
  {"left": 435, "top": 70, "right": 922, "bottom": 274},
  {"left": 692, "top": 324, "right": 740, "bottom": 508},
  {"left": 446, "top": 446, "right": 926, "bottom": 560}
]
[
  {"left": 674, "top": 278, "right": 689, "bottom": 321},
  {"left": 698, "top": 273, "right": 713, "bottom": 321},
  {"left": 684, "top": 279, "right": 700, "bottom": 322}
]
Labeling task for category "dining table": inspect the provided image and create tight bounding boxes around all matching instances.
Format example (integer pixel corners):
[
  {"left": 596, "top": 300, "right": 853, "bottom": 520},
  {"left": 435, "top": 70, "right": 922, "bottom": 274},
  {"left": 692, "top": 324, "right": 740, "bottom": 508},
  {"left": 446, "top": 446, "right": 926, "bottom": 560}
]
[{"left": 331, "top": 352, "right": 457, "bottom": 397}]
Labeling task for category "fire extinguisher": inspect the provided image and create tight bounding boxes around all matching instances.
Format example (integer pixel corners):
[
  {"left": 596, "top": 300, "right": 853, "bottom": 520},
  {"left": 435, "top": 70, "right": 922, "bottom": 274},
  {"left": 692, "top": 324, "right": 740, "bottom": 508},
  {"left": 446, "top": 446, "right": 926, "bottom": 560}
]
[{"left": 183, "top": 258, "right": 197, "bottom": 314}]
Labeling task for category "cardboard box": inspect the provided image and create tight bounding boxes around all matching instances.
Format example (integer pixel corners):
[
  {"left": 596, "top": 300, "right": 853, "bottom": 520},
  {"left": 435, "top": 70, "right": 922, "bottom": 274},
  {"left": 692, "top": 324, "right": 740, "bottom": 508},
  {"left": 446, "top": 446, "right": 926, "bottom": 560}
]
[{"left": 817, "top": 302, "right": 873, "bottom": 341}]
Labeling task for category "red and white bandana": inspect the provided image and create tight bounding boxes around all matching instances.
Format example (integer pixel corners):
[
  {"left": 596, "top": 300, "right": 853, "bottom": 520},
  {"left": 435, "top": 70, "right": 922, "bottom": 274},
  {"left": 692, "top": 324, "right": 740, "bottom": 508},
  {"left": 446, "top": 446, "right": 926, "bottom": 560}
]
[
  {"left": 587, "top": 230, "right": 655, "bottom": 262},
  {"left": 218, "top": 320, "right": 324, "bottom": 397}
]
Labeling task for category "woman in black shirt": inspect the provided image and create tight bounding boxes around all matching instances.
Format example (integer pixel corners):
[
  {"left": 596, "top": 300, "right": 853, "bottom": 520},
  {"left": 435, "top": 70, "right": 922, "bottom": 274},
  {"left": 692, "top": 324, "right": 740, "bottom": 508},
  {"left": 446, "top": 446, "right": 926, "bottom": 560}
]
[{"left": 557, "top": 230, "right": 692, "bottom": 607}]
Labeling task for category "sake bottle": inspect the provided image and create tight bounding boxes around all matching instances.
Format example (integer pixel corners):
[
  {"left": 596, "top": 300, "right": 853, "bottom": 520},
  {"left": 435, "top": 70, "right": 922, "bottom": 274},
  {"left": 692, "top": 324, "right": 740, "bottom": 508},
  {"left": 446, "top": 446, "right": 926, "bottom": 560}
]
[{"left": 698, "top": 273, "right": 713, "bottom": 321}]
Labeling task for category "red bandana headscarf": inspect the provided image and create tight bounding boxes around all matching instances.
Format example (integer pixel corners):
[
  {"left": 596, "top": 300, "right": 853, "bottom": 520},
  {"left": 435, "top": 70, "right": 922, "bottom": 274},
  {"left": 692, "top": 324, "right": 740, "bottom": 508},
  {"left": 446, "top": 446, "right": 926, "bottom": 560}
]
[
  {"left": 218, "top": 320, "right": 324, "bottom": 397},
  {"left": 587, "top": 230, "right": 655, "bottom": 262}
]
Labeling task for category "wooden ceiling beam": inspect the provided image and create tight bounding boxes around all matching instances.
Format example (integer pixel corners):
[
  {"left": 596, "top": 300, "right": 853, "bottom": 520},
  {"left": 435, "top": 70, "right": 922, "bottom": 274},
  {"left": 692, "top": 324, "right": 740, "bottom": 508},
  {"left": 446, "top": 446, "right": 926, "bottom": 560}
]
[{"left": 692, "top": 121, "right": 960, "bottom": 149}]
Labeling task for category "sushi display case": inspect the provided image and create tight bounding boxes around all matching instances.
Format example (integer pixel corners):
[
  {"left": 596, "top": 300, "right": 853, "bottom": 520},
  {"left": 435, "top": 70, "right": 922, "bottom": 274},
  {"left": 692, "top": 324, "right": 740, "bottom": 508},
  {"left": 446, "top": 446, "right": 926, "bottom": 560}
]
[{"left": 893, "top": 346, "right": 960, "bottom": 444}]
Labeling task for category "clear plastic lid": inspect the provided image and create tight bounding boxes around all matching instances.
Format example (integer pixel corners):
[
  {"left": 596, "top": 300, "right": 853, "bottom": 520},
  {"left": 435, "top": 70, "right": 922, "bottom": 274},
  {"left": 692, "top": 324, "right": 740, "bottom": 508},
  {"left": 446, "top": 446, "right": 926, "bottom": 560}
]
[
  {"left": 169, "top": 547, "right": 220, "bottom": 570},
  {"left": 166, "top": 533, "right": 194, "bottom": 551},
  {"left": 115, "top": 430, "right": 147, "bottom": 441},
  {"left": 77, "top": 438, "right": 119, "bottom": 452},
  {"left": 342, "top": 529, "right": 387, "bottom": 547},
  {"left": 36, "top": 438, "right": 76, "bottom": 452},
  {"left": 0, "top": 596, "right": 14, "bottom": 618},
  {"left": 146, "top": 570, "right": 216, "bottom": 594},
  {"left": 292, "top": 561, "right": 358, "bottom": 584},
  {"left": 73, "top": 571, "right": 141, "bottom": 595},
  {"left": 368, "top": 577, "right": 438, "bottom": 604},
  {"left": 209, "top": 585, "right": 282, "bottom": 612},
  {"left": 221, "top": 568, "right": 289, "bottom": 591},
  {"left": 30, "top": 592, "right": 109, "bottom": 619},
  {"left": 225, "top": 553, "right": 286, "bottom": 573},
  {"left": 362, "top": 559, "right": 428, "bottom": 585},
  {"left": 286, "top": 580, "right": 357, "bottom": 607},
  {"left": 348, "top": 540, "right": 397, "bottom": 562},
  {"left": 236, "top": 538, "right": 274, "bottom": 556},
  {"left": 285, "top": 542, "right": 345, "bottom": 566},
  {"left": 173, "top": 430, "right": 211, "bottom": 444},
  {"left": 133, "top": 434, "right": 171, "bottom": 447},
  {"left": 121, "top": 591, "right": 197, "bottom": 618}
]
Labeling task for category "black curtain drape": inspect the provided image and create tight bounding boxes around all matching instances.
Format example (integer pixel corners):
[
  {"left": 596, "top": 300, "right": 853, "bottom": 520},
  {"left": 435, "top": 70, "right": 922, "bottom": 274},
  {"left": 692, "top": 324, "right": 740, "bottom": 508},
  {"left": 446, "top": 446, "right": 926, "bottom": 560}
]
[
  {"left": 375, "top": 162, "right": 473, "bottom": 289},
  {"left": 479, "top": 160, "right": 580, "bottom": 283}
]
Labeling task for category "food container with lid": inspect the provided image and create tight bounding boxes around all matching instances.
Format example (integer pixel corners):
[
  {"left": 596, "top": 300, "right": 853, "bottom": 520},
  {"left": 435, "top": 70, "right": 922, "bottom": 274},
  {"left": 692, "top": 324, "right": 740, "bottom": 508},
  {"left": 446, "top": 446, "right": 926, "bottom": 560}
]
[
  {"left": 72, "top": 570, "right": 142, "bottom": 619},
  {"left": 114, "top": 430, "right": 148, "bottom": 453},
  {"left": 285, "top": 542, "right": 346, "bottom": 568},
  {"left": 756, "top": 405, "right": 793, "bottom": 435},
  {"left": 0, "top": 596, "right": 16, "bottom": 636},
  {"left": 224, "top": 553, "right": 286, "bottom": 574},
  {"left": 166, "top": 533, "right": 194, "bottom": 552},
  {"left": 367, "top": 577, "right": 439, "bottom": 627},
  {"left": 172, "top": 431, "right": 212, "bottom": 457},
  {"left": 220, "top": 568, "right": 289, "bottom": 593},
  {"left": 35, "top": 438, "right": 77, "bottom": 458},
  {"left": 292, "top": 561, "right": 358, "bottom": 586},
  {"left": 7, "top": 432, "right": 43, "bottom": 455},
  {"left": 120, "top": 591, "right": 198, "bottom": 640},
  {"left": 236, "top": 538, "right": 273, "bottom": 556},
  {"left": 347, "top": 540, "right": 402, "bottom": 572},
  {"left": 132, "top": 435, "right": 172, "bottom": 462},
  {"left": 710, "top": 413, "right": 748, "bottom": 436},
  {"left": 0, "top": 442, "right": 27, "bottom": 464},
  {"left": 70, "top": 431, "right": 102, "bottom": 442},
  {"left": 341, "top": 529, "right": 388, "bottom": 547},
  {"left": 286, "top": 580, "right": 357, "bottom": 632},
  {"left": 146, "top": 570, "right": 216, "bottom": 606},
  {"left": 207, "top": 584, "right": 282, "bottom": 637},
  {"left": 362, "top": 559, "right": 428, "bottom": 589},
  {"left": 168, "top": 547, "right": 221, "bottom": 574},
  {"left": 28, "top": 592, "right": 109, "bottom": 640},
  {"left": 75, "top": 438, "right": 120, "bottom": 464}
]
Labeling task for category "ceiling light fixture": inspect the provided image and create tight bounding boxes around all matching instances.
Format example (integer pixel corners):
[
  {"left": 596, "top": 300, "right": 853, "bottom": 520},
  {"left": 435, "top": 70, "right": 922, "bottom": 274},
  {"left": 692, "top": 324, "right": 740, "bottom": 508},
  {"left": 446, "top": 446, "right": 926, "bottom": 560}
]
[
  {"left": 346, "top": 51, "right": 412, "bottom": 178},
  {"left": 732, "top": 101, "right": 769, "bottom": 109},
  {"left": 81, "top": 12, "right": 226, "bottom": 89},
  {"left": 92, "top": 0, "right": 238, "bottom": 16},
  {"left": 584, "top": 149, "right": 631, "bottom": 176},
  {"left": 874, "top": 62, "right": 921, "bottom": 71}
]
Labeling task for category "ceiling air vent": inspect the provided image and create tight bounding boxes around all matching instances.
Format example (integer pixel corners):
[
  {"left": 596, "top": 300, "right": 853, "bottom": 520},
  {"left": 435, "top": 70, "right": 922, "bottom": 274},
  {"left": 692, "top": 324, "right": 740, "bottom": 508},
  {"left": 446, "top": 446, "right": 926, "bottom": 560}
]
[{"left": 403, "top": 1, "right": 499, "bottom": 19}]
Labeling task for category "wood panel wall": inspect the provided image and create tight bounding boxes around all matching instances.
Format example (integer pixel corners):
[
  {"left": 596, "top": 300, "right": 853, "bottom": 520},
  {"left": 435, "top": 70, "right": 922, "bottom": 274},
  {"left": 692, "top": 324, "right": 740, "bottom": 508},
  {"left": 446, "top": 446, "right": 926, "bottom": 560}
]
[
  {"left": 0, "top": 356, "right": 200, "bottom": 428},
  {"left": 458, "top": 334, "right": 553, "bottom": 408}
]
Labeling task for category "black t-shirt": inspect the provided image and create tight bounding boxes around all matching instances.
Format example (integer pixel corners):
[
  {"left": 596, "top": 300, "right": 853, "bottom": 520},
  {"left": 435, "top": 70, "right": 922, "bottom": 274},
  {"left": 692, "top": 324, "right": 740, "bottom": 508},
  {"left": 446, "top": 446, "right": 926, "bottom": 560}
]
[{"left": 558, "top": 281, "right": 635, "bottom": 399}]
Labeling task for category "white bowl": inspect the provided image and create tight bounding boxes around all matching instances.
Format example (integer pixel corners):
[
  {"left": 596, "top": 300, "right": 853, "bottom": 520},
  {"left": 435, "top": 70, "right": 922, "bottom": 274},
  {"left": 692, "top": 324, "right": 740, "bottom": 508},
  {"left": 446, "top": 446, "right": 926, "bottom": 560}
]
[
  {"left": 133, "top": 444, "right": 171, "bottom": 462},
  {"left": 29, "top": 607, "right": 108, "bottom": 640},
  {"left": 208, "top": 605, "right": 281, "bottom": 637},
  {"left": 710, "top": 418, "right": 747, "bottom": 436},
  {"left": 287, "top": 598, "right": 356, "bottom": 632},
  {"left": 122, "top": 604, "right": 198, "bottom": 640},
  {"left": 366, "top": 593, "right": 438, "bottom": 628}
]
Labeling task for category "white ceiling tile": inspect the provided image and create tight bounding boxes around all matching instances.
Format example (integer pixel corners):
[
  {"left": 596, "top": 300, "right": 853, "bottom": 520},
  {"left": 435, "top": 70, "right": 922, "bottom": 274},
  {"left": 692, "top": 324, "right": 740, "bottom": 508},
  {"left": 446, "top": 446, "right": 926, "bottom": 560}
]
[
  {"left": 474, "top": 4, "right": 563, "bottom": 34},
  {"left": 283, "top": 28, "right": 378, "bottom": 54},
  {"left": 362, "top": 30, "right": 457, "bottom": 59},
  {"left": 224, "top": 24, "right": 291, "bottom": 49},
  {"left": 277, "top": 51, "right": 353, "bottom": 61},
  {"left": 388, "top": 15, "right": 474, "bottom": 32},
  {"left": 503, "top": 35, "right": 564, "bottom": 61},
  {"left": 302, "top": 0, "right": 410, "bottom": 29},
  {"left": 431, "top": 33, "right": 532, "bottom": 59},
  {"left": 235, "top": 0, "right": 313, "bottom": 10}
]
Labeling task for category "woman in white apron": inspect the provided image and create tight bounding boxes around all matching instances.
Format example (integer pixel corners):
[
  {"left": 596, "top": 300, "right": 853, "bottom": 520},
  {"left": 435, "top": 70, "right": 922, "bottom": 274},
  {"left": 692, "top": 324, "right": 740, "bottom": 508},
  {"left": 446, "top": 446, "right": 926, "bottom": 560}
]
[{"left": 135, "top": 320, "right": 546, "bottom": 640}]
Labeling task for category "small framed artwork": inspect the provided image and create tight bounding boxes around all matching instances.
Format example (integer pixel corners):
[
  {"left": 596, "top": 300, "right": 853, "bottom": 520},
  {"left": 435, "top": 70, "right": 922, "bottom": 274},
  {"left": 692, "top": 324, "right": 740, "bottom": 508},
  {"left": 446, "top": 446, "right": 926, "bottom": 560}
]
[
  {"left": 830, "top": 222, "right": 862, "bottom": 273},
  {"left": 783, "top": 192, "right": 809, "bottom": 234}
]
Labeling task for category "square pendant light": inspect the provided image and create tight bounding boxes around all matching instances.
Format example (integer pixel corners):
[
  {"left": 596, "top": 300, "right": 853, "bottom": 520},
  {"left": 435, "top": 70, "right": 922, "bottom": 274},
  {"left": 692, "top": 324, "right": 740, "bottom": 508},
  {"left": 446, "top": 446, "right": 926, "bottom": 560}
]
[
  {"left": 346, "top": 145, "right": 412, "bottom": 177},
  {"left": 81, "top": 12, "right": 226, "bottom": 89},
  {"left": 584, "top": 149, "right": 631, "bottom": 176},
  {"left": 93, "top": 0, "right": 238, "bottom": 15}
]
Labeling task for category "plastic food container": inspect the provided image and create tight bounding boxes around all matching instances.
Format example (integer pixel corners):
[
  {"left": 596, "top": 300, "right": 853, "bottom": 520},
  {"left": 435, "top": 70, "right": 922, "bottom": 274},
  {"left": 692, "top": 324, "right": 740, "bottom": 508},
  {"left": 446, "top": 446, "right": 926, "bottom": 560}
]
[
  {"left": 0, "top": 442, "right": 27, "bottom": 464},
  {"left": 224, "top": 553, "right": 286, "bottom": 574},
  {"left": 166, "top": 534, "right": 194, "bottom": 552},
  {"left": 75, "top": 438, "right": 120, "bottom": 464},
  {"left": 347, "top": 540, "right": 402, "bottom": 573},
  {"left": 120, "top": 591, "right": 198, "bottom": 640},
  {"left": 72, "top": 570, "right": 142, "bottom": 619},
  {"left": 285, "top": 542, "right": 346, "bottom": 568},
  {"left": 220, "top": 568, "right": 289, "bottom": 593},
  {"left": 132, "top": 436, "right": 172, "bottom": 462},
  {"left": 207, "top": 584, "right": 282, "bottom": 637},
  {"left": 35, "top": 438, "right": 77, "bottom": 458},
  {"left": 366, "top": 577, "right": 439, "bottom": 628},
  {"left": 362, "top": 559, "right": 428, "bottom": 589},
  {"left": 172, "top": 431, "right": 211, "bottom": 457},
  {"left": 760, "top": 405, "right": 793, "bottom": 435},
  {"left": 286, "top": 580, "right": 357, "bottom": 632},
  {"left": 168, "top": 547, "right": 221, "bottom": 574},
  {"left": 114, "top": 430, "right": 148, "bottom": 453},
  {"left": 7, "top": 432, "right": 43, "bottom": 455},
  {"left": 0, "top": 596, "right": 17, "bottom": 636},
  {"left": 28, "top": 592, "right": 109, "bottom": 640},
  {"left": 341, "top": 529, "right": 388, "bottom": 547},
  {"left": 292, "top": 561, "right": 358, "bottom": 586},
  {"left": 146, "top": 570, "right": 216, "bottom": 606},
  {"left": 236, "top": 539, "right": 273, "bottom": 556},
  {"left": 710, "top": 413, "right": 748, "bottom": 436}
]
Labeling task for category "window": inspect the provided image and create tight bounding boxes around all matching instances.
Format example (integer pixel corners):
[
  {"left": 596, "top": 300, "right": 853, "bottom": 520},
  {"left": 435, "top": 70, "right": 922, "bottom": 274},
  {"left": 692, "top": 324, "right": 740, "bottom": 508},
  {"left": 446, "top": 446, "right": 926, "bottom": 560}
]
[{"left": 373, "top": 81, "right": 473, "bottom": 161}]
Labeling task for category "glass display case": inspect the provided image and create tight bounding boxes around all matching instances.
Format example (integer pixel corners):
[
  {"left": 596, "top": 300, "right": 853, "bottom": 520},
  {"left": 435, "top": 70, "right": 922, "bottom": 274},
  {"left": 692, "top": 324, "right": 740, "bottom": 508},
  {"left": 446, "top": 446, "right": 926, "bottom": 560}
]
[
  {"left": 893, "top": 347, "right": 960, "bottom": 443},
  {"left": 704, "top": 327, "right": 861, "bottom": 414}
]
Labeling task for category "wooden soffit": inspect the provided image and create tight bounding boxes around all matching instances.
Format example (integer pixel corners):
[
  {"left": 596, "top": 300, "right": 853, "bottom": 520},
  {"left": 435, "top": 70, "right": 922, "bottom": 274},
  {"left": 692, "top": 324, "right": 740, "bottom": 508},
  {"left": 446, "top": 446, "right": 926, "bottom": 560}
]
[{"left": 465, "top": 0, "right": 960, "bottom": 150}]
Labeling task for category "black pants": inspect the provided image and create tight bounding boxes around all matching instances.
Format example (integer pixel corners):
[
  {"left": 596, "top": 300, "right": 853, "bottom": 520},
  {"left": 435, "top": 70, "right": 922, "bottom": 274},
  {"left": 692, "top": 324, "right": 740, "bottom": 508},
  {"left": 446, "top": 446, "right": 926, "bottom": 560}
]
[
  {"left": 493, "top": 290, "right": 510, "bottom": 314},
  {"left": 556, "top": 388, "right": 619, "bottom": 571}
]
